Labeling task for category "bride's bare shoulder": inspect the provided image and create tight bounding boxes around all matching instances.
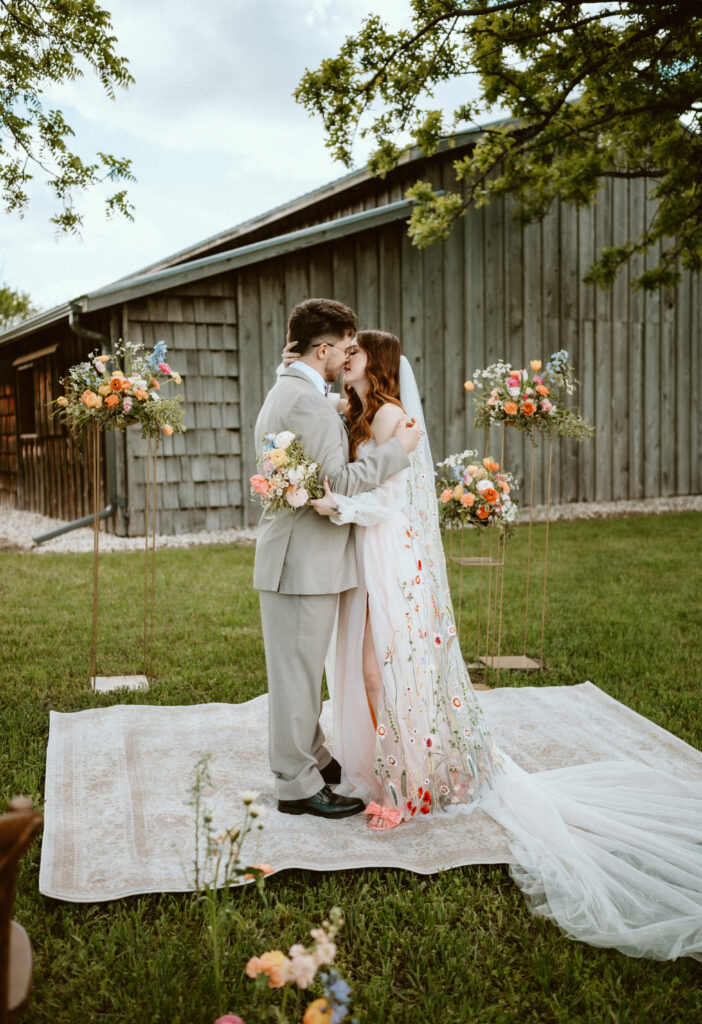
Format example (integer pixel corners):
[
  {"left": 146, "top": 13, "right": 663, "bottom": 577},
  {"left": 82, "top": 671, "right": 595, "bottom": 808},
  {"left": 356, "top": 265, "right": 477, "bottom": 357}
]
[{"left": 370, "top": 402, "right": 405, "bottom": 444}]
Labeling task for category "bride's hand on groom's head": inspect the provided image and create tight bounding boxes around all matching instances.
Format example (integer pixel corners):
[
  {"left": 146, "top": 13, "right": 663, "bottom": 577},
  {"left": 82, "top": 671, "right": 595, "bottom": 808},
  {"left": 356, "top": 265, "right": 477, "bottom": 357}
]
[
  {"left": 394, "top": 417, "right": 421, "bottom": 454},
  {"left": 310, "top": 478, "right": 339, "bottom": 517},
  {"left": 281, "top": 336, "right": 299, "bottom": 366}
]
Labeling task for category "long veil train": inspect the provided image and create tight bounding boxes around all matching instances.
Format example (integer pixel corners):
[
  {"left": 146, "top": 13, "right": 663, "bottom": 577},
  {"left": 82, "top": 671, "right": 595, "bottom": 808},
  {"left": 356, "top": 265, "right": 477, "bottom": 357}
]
[{"left": 330, "top": 355, "right": 702, "bottom": 961}]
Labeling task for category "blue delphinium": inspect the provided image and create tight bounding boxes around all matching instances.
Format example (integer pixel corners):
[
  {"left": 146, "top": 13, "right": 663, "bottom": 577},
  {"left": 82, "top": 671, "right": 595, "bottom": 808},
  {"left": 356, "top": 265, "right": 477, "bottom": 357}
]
[
  {"left": 148, "top": 339, "right": 168, "bottom": 371},
  {"left": 319, "top": 969, "right": 356, "bottom": 1024}
]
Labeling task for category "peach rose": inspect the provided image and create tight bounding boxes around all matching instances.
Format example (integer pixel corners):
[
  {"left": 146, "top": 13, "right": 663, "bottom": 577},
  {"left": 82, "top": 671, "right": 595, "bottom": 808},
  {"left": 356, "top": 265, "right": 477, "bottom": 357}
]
[
  {"left": 105, "top": 394, "right": 119, "bottom": 408},
  {"left": 440, "top": 489, "right": 453, "bottom": 503},
  {"left": 250, "top": 475, "right": 269, "bottom": 496},
  {"left": 269, "top": 448, "right": 288, "bottom": 469},
  {"left": 80, "top": 389, "right": 100, "bottom": 408},
  {"left": 452, "top": 484, "right": 464, "bottom": 499},
  {"left": 245, "top": 950, "right": 289, "bottom": 989},
  {"left": 98, "top": 383, "right": 112, "bottom": 396},
  {"left": 522, "top": 399, "right": 536, "bottom": 416},
  {"left": 120, "top": 378, "right": 132, "bottom": 391},
  {"left": 162, "top": 424, "right": 174, "bottom": 436},
  {"left": 134, "top": 389, "right": 148, "bottom": 400},
  {"left": 460, "top": 493, "right": 475, "bottom": 507},
  {"left": 499, "top": 481, "right": 510, "bottom": 494},
  {"left": 464, "top": 380, "right": 475, "bottom": 392},
  {"left": 530, "top": 359, "right": 542, "bottom": 371},
  {"left": 503, "top": 401, "right": 518, "bottom": 416},
  {"left": 57, "top": 396, "right": 68, "bottom": 407},
  {"left": 150, "top": 377, "right": 160, "bottom": 390}
]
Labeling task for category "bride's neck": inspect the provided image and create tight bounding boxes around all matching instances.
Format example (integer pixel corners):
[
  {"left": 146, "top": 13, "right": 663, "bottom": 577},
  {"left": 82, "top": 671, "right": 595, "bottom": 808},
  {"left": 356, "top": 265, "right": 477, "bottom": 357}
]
[{"left": 352, "top": 379, "right": 369, "bottom": 406}]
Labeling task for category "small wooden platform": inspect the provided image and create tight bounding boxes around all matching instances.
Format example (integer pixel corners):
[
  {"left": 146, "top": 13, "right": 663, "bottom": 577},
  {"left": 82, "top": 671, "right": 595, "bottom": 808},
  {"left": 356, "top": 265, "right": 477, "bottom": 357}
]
[
  {"left": 91, "top": 675, "right": 149, "bottom": 692},
  {"left": 478, "top": 655, "right": 542, "bottom": 672}
]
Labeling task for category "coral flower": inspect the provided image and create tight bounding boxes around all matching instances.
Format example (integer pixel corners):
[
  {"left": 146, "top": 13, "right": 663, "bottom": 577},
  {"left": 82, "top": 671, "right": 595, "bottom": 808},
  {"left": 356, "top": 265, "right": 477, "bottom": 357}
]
[
  {"left": 483, "top": 458, "right": 499, "bottom": 472},
  {"left": 536, "top": 384, "right": 549, "bottom": 396},
  {"left": 460, "top": 493, "right": 475, "bottom": 507},
  {"left": 110, "top": 376, "right": 123, "bottom": 391},
  {"left": 162, "top": 424, "right": 174, "bottom": 436},
  {"left": 530, "top": 359, "right": 542, "bottom": 371},
  {"left": 134, "top": 389, "right": 148, "bottom": 400},
  {"left": 105, "top": 394, "right": 119, "bottom": 408},
  {"left": 464, "top": 380, "right": 475, "bottom": 391},
  {"left": 80, "top": 389, "right": 100, "bottom": 408},
  {"left": 120, "top": 378, "right": 132, "bottom": 391},
  {"left": 477, "top": 507, "right": 490, "bottom": 519},
  {"left": 482, "top": 487, "right": 499, "bottom": 504},
  {"left": 250, "top": 475, "right": 269, "bottom": 496},
  {"left": 245, "top": 950, "right": 289, "bottom": 989},
  {"left": 303, "top": 999, "right": 333, "bottom": 1024},
  {"left": 522, "top": 399, "right": 536, "bottom": 416},
  {"left": 440, "top": 488, "right": 453, "bottom": 503},
  {"left": 499, "top": 481, "right": 510, "bottom": 494},
  {"left": 503, "top": 401, "right": 518, "bottom": 415}
]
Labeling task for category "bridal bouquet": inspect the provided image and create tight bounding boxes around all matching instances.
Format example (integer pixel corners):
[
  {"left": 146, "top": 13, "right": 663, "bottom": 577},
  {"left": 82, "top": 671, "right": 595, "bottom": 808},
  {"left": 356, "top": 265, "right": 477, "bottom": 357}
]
[
  {"left": 466, "top": 350, "right": 594, "bottom": 442},
  {"left": 53, "top": 339, "right": 185, "bottom": 440},
  {"left": 250, "top": 431, "right": 324, "bottom": 516},
  {"left": 436, "top": 450, "right": 518, "bottom": 535}
]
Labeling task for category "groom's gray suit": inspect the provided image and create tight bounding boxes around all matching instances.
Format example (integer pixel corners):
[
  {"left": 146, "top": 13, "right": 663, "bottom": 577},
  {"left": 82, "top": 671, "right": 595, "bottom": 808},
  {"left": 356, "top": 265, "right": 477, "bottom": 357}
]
[{"left": 254, "top": 366, "right": 409, "bottom": 800}]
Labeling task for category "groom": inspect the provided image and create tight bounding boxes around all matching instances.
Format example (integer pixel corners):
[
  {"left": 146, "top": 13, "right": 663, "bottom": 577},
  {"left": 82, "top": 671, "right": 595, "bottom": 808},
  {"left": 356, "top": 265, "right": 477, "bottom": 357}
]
[{"left": 254, "top": 298, "right": 420, "bottom": 818}]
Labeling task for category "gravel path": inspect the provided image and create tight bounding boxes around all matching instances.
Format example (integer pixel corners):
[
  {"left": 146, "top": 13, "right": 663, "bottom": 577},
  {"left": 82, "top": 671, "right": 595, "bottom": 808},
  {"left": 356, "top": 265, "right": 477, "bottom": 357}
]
[{"left": 0, "top": 495, "right": 699, "bottom": 554}]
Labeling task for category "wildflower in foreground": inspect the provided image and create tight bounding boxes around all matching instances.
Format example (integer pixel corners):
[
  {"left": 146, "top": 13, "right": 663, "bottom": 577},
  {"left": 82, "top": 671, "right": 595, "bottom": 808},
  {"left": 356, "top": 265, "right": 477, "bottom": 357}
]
[{"left": 303, "top": 999, "right": 332, "bottom": 1023}]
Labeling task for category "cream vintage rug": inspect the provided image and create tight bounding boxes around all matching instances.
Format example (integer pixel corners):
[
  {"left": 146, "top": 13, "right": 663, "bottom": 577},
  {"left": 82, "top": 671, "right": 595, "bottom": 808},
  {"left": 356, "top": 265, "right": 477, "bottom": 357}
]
[{"left": 39, "top": 682, "right": 702, "bottom": 902}]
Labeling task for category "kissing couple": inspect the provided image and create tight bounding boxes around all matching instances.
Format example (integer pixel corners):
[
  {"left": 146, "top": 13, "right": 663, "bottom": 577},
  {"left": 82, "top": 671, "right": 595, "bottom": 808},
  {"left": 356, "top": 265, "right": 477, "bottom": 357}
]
[{"left": 252, "top": 298, "right": 702, "bottom": 959}]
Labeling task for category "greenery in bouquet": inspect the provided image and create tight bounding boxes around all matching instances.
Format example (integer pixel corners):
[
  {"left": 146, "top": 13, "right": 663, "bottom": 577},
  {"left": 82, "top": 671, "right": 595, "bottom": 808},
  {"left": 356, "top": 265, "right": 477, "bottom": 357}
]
[
  {"left": 53, "top": 339, "right": 185, "bottom": 441},
  {"left": 467, "top": 351, "right": 594, "bottom": 443},
  {"left": 250, "top": 432, "right": 324, "bottom": 517},
  {"left": 436, "top": 450, "right": 518, "bottom": 537}
]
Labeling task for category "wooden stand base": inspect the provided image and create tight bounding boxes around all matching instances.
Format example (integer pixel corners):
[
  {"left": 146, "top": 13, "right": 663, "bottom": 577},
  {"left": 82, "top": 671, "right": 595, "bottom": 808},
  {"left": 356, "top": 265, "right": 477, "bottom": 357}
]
[
  {"left": 478, "top": 655, "right": 542, "bottom": 672},
  {"left": 91, "top": 675, "right": 149, "bottom": 692}
]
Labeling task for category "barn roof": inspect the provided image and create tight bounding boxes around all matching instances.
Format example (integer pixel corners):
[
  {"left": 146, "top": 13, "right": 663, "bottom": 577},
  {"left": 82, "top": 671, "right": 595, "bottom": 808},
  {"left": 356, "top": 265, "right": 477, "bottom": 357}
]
[{"left": 0, "top": 121, "right": 506, "bottom": 348}]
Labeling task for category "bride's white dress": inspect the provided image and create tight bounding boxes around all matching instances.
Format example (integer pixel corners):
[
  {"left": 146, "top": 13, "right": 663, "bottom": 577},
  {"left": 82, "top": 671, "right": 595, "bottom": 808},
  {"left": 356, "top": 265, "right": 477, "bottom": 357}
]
[{"left": 326, "top": 379, "right": 702, "bottom": 961}]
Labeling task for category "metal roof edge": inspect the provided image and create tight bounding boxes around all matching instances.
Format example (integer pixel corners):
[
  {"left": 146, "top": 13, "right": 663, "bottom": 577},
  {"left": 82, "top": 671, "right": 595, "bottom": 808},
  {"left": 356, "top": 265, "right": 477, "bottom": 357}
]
[
  {"left": 82, "top": 198, "right": 415, "bottom": 312},
  {"left": 0, "top": 303, "right": 72, "bottom": 346}
]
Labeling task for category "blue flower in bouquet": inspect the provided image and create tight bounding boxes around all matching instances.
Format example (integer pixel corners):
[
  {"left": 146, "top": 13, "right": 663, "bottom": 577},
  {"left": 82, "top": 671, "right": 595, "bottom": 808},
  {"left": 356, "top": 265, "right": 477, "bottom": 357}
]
[
  {"left": 148, "top": 340, "right": 168, "bottom": 371},
  {"left": 319, "top": 969, "right": 353, "bottom": 1023},
  {"left": 546, "top": 349, "right": 569, "bottom": 375}
]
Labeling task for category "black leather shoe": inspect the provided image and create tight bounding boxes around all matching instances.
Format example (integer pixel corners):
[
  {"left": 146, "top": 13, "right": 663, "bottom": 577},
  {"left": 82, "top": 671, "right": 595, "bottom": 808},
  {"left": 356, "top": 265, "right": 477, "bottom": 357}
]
[
  {"left": 278, "top": 785, "right": 365, "bottom": 819},
  {"left": 320, "top": 757, "right": 342, "bottom": 785}
]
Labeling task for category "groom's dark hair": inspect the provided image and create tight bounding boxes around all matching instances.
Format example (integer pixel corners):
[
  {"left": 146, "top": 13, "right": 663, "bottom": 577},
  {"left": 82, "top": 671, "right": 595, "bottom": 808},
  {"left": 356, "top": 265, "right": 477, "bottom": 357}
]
[{"left": 287, "top": 298, "right": 358, "bottom": 356}]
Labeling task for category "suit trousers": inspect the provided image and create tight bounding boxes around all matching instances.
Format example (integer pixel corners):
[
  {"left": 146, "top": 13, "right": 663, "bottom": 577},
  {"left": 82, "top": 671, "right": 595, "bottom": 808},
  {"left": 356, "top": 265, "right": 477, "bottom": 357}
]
[{"left": 259, "top": 590, "right": 338, "bottom": 800}]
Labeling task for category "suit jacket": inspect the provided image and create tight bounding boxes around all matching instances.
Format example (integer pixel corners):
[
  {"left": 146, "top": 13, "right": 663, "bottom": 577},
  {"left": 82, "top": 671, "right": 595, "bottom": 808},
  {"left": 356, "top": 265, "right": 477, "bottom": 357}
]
[{"left": 253, "top": 366, "right": 410, "bottom": 594}]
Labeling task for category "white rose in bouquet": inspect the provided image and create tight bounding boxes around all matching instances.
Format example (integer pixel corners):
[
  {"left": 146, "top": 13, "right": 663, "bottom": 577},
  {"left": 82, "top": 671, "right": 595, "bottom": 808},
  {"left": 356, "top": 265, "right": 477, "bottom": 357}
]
[{"left": 274, "top": 430, "right": 296, "bottom": 449}]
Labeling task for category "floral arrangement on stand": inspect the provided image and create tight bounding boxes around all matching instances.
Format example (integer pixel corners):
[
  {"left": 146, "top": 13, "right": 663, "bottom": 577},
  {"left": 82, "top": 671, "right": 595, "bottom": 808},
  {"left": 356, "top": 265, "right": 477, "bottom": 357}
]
[
  {"left": 436, "top": 451, "right": 518, "bottom": 536},
  {"left": 250, "top": 431, "right": 324, "bottom": 516},
  {"left": 54, "top": 339, "right": 185, "bottom": 440},
  {"left": 465, "top": 350, "right": 594, "bottom": 443}
]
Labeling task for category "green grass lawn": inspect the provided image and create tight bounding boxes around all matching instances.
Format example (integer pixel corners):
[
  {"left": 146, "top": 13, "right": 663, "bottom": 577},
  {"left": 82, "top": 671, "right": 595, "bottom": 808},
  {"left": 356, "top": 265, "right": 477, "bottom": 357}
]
[{"left": 2, "top": 512, "right": 701, "bottom": 1024}]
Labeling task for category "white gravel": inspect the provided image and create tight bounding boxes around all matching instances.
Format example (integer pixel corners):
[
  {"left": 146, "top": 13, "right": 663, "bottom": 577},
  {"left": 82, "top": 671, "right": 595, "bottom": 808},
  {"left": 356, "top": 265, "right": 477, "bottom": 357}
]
[{"left": 0, "top": 495, "right": 699, "bottom": 554}]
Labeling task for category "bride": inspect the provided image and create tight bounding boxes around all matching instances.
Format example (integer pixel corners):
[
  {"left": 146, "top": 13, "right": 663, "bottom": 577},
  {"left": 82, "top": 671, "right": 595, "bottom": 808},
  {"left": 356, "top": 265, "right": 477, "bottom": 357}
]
[{"left": 285, "top": 328, "right": 702, "bottom": 963}]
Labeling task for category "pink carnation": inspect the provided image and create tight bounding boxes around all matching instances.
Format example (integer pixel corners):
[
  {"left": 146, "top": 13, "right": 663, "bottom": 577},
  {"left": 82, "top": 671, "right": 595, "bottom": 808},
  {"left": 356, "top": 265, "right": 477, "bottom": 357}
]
[{"left": 158, "top": 362, "right": 172, "bottom": 375}]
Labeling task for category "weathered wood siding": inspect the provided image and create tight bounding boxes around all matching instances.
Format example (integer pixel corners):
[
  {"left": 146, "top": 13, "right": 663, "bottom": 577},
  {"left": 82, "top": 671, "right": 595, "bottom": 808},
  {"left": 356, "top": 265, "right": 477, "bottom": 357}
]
[{"left": 121, "top": 277, "right": 240, "bottom": 534}]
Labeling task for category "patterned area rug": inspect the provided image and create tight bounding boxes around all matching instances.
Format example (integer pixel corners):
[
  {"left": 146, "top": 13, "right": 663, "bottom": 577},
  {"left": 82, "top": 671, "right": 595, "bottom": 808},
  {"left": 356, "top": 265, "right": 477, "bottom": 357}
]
[{"left": 39, "top": 682, "right": 702, "bottom": 902}]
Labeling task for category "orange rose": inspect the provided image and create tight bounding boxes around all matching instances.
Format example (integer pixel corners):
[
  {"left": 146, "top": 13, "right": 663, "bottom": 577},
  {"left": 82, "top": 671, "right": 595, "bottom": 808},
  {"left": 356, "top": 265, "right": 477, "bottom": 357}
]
[
  {"left": 110, "top": 376, "right": 123, "bottom": 391},
  {"left": 477, "top": 507, "right": 490, "bottom": 519},
  {"left": 134, "top": 389, "right": 148, "bottom": 400},
  {"left": 522, "top": 399, "right": 536, "bottom": 416},
  {"left": 482, "top": 487, "right": 499, "bottom": 504},
  {"left": 440, "top": 488, "right": 453, "bottom": 503},
  {"left": 536, "top": 384, "right": 549, "bottom": 396},
  {"left": 120, "top": 378, "right": 132, "bottom": 391},
  {"left": 460, "top": 493, "right": 475, "bottom": 507},
  {"left": 483, "top": 458, "right": 499, "bottom": 472},
  {"left": 503, "top": 401, "right": 518, "bottom": 415},
  {"left": 105, "top": 394, "right": 119, "bottom": 408}
]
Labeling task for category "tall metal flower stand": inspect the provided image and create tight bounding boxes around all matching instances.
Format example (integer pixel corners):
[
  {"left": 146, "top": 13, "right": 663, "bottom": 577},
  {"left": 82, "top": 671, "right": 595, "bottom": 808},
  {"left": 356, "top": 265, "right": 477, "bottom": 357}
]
[{"left": 89, "top": 424, "right": 159, "bottom": 692}]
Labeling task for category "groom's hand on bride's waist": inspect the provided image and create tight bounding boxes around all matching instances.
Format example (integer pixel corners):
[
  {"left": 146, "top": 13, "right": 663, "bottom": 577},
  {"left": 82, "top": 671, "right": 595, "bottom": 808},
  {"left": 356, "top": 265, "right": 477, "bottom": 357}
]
[{"left": 395, "top": 417, "right": 420, "bottom": 453}]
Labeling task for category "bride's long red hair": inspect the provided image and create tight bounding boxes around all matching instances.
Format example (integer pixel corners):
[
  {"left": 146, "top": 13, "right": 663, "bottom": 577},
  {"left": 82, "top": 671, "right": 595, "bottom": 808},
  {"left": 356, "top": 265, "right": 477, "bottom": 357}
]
[{"left": 345, "top": 330, "right": 405, "bottom": 461}]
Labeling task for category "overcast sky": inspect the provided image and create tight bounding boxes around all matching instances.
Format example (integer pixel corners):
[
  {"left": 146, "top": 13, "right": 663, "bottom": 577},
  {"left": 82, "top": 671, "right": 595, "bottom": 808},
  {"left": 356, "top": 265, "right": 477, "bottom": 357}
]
[{"left": 3, "top": 0, "right": 482, "bottom": 312}]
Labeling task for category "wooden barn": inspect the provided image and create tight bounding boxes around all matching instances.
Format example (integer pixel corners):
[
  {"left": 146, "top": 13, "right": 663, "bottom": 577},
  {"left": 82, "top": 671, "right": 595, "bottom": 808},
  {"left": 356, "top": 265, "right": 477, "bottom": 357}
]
[{"left": 0, "top": 125, "right": 699, "bottom": 536}]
